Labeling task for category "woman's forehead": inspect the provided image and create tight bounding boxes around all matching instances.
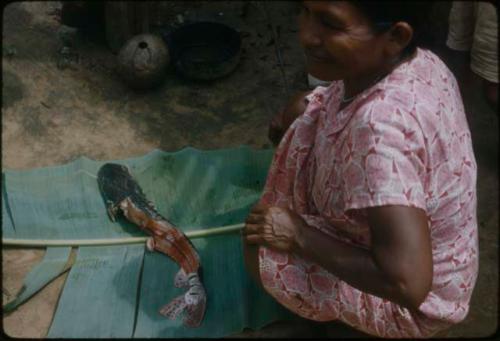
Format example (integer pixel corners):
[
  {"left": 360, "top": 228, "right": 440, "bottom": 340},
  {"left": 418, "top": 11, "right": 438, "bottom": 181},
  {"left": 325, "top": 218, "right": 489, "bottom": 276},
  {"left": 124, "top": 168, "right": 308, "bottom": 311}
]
[{"left": 303, "top": 1, "right": 371, "bottom": 25}]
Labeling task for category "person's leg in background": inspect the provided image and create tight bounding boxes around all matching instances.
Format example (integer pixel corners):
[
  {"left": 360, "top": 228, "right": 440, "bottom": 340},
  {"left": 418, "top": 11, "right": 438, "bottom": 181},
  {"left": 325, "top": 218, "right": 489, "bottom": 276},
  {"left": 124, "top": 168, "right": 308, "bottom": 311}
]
[
  {"left": 470, "top": 2, "right": 498, "bottom": 110},
  {"left": 446, "top": 1, "right": 498, "bottom": 110},
  {"left": 445, "top": 2, "right": 476, "bottom": 93}
]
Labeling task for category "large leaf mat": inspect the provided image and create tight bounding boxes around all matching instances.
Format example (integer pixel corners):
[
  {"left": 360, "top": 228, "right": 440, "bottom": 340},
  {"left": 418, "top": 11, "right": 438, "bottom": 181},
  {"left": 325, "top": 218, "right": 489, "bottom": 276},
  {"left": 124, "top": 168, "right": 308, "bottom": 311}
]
[{"left": 2, "top": 147, "right": 297, "bottom": 338}]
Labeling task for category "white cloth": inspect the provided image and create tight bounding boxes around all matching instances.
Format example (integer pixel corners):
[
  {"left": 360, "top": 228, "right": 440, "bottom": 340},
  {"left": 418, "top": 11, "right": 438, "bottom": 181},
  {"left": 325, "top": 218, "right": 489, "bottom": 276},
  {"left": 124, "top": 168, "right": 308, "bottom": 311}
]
[{"left": 447, "top": 1, "right": 498, "bottom": 83}]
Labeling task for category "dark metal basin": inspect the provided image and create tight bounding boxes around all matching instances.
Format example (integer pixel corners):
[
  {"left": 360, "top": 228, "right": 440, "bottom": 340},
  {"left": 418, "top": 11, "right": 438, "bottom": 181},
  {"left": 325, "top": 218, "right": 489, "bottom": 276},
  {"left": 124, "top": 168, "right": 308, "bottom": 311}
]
[{"left": 164, "top": 21, "right": 242, "bottom": 81}]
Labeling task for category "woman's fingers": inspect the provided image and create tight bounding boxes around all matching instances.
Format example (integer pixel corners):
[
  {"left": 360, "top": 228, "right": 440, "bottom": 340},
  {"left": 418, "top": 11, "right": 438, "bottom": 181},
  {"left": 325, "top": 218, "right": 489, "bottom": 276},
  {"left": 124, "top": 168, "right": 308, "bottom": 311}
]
[
  {"left": 243, "top": 222, "right": 267, "bottom": 246},
  {"left": 245, "top": 213, "right": 265, "bottom": 224},
  {"left": 243, "top": 223, "right": 261, "bottom": 235},
  {"left": 244, "top": 234, "right": 264, "bottom": 245}
]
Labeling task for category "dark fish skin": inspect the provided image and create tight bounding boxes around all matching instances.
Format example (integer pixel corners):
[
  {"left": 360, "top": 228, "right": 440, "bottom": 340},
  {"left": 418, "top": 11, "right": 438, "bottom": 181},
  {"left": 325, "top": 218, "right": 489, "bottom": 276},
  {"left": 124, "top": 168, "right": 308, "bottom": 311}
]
[
  {"left": 97, "top": 163, "right": 206, "bottom": 327},
  {"left": 97, "top": 164, "right": 162, "bottom": 221}
]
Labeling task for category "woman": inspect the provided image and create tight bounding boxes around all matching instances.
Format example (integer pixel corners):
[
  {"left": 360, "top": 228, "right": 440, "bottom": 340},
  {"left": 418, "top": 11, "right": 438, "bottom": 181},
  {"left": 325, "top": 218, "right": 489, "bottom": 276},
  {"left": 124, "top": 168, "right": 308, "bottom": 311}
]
[{"left": 242, "top": 1, "right": 478, "bottom": 338}]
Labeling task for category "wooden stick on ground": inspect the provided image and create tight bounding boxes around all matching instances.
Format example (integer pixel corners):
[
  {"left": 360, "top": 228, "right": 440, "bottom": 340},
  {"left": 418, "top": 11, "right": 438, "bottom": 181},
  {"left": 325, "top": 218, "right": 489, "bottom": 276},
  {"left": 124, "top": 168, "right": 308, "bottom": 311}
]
[{"left": 2, "top": 223, "right": 245, "bottom": 247}]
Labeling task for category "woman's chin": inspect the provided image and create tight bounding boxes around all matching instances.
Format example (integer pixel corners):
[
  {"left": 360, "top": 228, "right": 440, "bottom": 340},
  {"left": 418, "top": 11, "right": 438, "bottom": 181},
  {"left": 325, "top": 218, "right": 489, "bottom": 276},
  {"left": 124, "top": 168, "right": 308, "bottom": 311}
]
[{"left": 307, "top": 66, "right": 341, "bottom": 82}]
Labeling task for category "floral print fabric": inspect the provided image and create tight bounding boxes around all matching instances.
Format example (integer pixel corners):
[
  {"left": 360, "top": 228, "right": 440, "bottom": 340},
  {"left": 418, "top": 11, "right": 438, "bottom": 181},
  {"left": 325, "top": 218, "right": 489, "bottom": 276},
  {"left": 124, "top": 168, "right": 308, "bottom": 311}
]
[{"left": 258, "top": 48, "right": 479, "bottom": 337}]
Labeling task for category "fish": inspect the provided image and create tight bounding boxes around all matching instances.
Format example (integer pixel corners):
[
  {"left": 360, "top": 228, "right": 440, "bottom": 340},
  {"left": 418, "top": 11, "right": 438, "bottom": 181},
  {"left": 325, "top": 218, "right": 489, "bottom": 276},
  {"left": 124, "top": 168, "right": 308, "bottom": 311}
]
[{"left": 97, "top": 163, "right": 206, "bottom": 328}]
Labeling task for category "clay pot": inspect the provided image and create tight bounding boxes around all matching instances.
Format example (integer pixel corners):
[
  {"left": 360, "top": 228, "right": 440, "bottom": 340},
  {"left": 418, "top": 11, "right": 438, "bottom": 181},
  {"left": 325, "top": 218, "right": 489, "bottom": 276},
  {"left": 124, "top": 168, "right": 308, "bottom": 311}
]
[{"left": 117, "top": 34, "right": 170, "bottom": 90}]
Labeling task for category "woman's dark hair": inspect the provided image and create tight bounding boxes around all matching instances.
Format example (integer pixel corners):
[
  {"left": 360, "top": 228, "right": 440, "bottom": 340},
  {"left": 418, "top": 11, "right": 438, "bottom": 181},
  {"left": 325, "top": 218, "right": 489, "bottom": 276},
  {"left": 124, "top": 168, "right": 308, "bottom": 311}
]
[{"left": 352, "top": 1, "right": 435, "bottom": 58}]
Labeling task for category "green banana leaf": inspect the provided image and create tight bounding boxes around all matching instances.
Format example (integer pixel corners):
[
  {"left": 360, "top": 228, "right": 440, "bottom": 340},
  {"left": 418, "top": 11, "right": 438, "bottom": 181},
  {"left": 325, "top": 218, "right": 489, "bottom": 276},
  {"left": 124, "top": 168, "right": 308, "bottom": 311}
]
[
  {"left": 47, "top": 245, "right": 145, "bottom": 338},
  {"left": 2, "top": 147, "right": 296, "bottom": 338}
]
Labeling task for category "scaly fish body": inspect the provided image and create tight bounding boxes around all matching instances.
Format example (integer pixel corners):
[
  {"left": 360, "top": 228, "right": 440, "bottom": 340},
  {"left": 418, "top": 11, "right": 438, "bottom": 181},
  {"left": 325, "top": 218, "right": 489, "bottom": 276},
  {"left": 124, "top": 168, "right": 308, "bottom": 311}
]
[{"left": 97, "top": 163, "right": 206, "bottom": 327}]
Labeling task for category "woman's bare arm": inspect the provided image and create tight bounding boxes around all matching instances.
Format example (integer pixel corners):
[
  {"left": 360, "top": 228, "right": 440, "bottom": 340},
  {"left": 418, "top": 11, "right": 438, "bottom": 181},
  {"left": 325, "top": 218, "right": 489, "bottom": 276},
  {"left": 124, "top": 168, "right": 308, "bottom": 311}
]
[{"left": 244, "top": 204, "right": 433, "bottom": 311}]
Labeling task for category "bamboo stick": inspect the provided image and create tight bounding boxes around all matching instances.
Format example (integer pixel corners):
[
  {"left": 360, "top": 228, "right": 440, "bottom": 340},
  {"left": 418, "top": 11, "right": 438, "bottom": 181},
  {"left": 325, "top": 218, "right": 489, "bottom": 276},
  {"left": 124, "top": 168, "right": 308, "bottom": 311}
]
[{"left": 2, "top": 223, "right": 245, "bottom": 247}]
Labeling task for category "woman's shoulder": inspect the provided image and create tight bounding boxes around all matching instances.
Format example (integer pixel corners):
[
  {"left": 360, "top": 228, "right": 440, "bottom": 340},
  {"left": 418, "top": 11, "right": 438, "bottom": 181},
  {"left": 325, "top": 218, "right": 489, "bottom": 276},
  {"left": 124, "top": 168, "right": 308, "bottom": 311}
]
[
  {"left": 383, "top": 48, "right": 457, "bottom": 104},
  {"left": 343, "top": 50, "right": 440, "bottom": 119},
  {"left": 353, "top": 49, "right": 460, "bottom": 126},
  {"left": 350, "top": 91, "right": 423, "bottom": 137}
]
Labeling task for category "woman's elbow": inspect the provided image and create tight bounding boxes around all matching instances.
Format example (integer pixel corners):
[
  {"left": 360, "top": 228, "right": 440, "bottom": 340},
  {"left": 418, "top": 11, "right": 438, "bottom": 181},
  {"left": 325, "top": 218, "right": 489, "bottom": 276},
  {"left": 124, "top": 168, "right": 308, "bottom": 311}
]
[{"left": 395, "top": 276, "right": 432, "bottom": 311}]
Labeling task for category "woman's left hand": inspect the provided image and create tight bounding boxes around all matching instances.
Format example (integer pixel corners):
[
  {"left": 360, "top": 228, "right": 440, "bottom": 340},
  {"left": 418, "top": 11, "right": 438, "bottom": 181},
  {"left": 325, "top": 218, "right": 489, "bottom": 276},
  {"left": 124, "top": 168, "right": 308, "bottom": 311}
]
[{"left": 243, "top": 203, "right": 306, "bottom": 253}]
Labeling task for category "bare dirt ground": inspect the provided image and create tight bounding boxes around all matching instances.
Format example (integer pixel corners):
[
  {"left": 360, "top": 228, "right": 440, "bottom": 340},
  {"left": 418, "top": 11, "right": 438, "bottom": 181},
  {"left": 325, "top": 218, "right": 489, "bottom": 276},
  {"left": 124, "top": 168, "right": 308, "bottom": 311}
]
[{"left": 2, "top": 1, "right": 498, "bottom": 338}]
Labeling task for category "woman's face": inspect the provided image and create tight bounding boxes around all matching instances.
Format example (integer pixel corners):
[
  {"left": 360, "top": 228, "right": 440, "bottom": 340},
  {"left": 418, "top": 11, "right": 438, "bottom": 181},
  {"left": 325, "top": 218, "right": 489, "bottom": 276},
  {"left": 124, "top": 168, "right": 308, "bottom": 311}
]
[{"left": 298, "top": 1, "right": 393, "bottom": 81}]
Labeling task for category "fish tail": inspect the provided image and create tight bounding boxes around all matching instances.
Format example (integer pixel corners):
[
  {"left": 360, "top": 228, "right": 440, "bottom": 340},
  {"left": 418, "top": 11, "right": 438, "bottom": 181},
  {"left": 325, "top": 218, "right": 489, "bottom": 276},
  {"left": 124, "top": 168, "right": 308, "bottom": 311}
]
[
  {"left": 160, "top": 271, "right": 206, "bottom": 328},
  {"left": 159, "top": 295, "right": 186, "bottom": 320},
  {"left": 183, "top": 272, "right": 206, "bottom": 327}
]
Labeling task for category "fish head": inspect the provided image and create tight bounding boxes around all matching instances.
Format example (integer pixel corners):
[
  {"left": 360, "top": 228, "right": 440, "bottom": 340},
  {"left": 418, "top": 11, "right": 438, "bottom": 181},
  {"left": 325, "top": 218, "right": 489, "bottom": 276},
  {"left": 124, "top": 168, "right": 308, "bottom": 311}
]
[{"left": 97, "top": 163, "right": 135, "bottom": 216}]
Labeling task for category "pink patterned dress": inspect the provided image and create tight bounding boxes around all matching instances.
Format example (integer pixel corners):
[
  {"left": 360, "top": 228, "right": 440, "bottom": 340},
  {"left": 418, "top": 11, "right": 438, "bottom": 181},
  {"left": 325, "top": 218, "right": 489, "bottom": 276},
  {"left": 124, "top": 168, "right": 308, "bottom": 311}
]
[{"left": 258, "top": 48, "right": 478, "bottom": 338}]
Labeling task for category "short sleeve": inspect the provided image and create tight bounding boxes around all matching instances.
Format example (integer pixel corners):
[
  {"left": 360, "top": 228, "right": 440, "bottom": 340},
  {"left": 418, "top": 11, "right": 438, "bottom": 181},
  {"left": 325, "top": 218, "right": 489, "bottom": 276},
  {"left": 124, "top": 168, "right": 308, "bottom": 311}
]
[{"left": 341, "top": 99, "right": 427, "bottom": 212}]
